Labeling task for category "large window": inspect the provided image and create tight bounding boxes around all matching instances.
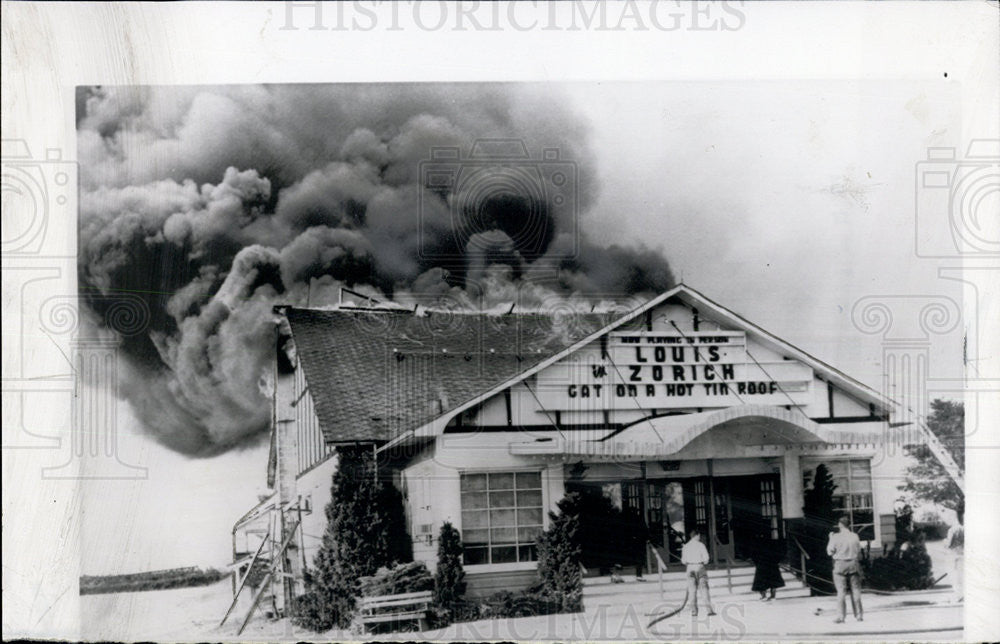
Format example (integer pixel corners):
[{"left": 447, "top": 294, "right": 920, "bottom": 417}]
[
  {"left": 460, "top": 471, "right": 544, "bottom": 565},
  {"left": 803, "top": 459, "right": 875, "bottom": 541}
]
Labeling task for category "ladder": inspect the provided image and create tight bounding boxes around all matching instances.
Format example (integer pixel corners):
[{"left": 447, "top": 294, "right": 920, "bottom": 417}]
[
  {"left": 916, "top": 417, "right": 965, "bottom": 493},
  {"left": 220, "top": 517, "right": 301, "bottom": 635}
]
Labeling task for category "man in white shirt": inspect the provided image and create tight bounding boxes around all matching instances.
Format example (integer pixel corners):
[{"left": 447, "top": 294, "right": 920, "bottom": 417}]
[
  {"left": 826, "top": 516, "right": 863, "bottom": 623},
  {"left": 680, "top": 528, "right": 716, "bottom": 617}
]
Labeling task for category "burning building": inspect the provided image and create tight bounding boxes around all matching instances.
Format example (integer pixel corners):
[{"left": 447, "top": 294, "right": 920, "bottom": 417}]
[{"left": 231, "top": 283, "right": 927, "bottom": 615}]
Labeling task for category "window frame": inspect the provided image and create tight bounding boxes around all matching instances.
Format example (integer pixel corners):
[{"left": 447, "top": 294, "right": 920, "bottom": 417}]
[{"left": 459, "top": 469, "right": 546, "bottom": 567}]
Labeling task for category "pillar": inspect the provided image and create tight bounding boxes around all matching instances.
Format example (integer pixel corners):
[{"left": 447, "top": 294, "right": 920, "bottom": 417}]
[{"left": 781, "top": 451, "right": 803, "bottom": 519}]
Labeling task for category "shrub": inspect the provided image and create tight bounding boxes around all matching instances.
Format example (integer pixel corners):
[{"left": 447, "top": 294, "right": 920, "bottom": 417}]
[
  {"left": 358, "top": 561, "right": 433, "bottom": 597},
  {"left": 535, "top": 493, "right": 583, "bottom": 613},
  {"left": 862, "top": 503, "right": 934, "bottom": 591},
  {"left": 433, "top": 522, "right": 466, "bottom": 620},
  {"left": 478, "top": 590, "right": 563, "bottom": 619},
  {"left": 863, "top": 531, "right": 934, "bottom": 591}
]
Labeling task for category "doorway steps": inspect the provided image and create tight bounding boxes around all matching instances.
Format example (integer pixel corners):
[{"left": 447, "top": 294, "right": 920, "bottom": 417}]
[{"left": 583, "top": 565, "right": 810, "bottom": 603}]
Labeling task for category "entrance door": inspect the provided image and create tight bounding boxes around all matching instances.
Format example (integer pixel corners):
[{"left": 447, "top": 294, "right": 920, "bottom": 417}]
[
  {"left": 643, "top": 480, "right": 688, "bottom": 566},
  {"left": 726, "top": 474, "right": 783, "bottom": 561}
]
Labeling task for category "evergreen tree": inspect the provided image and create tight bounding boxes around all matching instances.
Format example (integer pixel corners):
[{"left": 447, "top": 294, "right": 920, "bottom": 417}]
[
  {"left": 536, "top": 493, "right": 583, "bottom": 613},
  {"left": 801, "top": 463, "right": 838, "bottom": 593},
  {"left": 433, "top": 522, "right": 466, "bottom": 617},
  {"left": 294, "top": 445, "right": 412, "bottom": 631}
]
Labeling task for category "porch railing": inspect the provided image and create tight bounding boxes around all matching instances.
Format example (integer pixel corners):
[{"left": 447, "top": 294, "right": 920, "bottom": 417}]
[
  {"left": 647, "top": 541, "right": 681, "bottom": 599},
  {"left": 791, "top": 535, "right": 810, "bottom": 584}
]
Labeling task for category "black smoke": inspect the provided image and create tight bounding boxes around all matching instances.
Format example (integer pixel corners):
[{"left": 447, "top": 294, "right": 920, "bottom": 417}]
[{"left": 77, "top": 84, "right": 674, "bottom": 456}]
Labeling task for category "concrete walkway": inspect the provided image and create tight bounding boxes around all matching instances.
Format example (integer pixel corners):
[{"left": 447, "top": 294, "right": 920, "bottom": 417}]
[{"left": 226, "top": 586, "right": 962, "bottom": 641}]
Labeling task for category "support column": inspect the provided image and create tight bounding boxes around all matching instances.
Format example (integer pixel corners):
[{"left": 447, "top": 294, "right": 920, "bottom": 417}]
[
  {"left": 706, "top": 459, "right": 718, "bottom": 563},
  {"left": 781, "top": 452, "right": 803, "bottom": 519}
]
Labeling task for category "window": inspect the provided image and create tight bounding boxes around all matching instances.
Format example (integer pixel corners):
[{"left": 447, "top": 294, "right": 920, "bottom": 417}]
[
  {"left": 460, "top": 471, "right": 543, "bottom": 565},
  {"left": 760, "top": 478, "right": 780, "bottom": 539},
  {"left": 803, "top": 459, "right": 875, "bottom": 541}
]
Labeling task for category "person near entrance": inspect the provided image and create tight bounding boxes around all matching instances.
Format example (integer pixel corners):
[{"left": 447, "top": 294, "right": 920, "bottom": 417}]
[
  {"left": 750, "top": 533, "right": 785, "bottom": 601},
  {"left": 681, "top": 528, "right": 716, "bottom": 617},
  {"left": 826, "top": 516, "right": 863, "bottom": 623}
]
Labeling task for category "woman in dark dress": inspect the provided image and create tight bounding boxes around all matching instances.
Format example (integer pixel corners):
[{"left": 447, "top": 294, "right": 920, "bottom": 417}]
[{"left": 751, "top": 534, "right": 786, "bottom": 601}]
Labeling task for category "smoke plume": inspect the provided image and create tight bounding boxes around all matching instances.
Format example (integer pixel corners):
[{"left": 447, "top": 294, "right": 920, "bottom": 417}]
[{"left": 77, "top": 84, "right": 674, "bottom": 456}]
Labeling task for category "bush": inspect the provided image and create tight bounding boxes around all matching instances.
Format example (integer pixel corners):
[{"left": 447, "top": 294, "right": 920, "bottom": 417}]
[
  {"left": 535, "top": 493, "right": 583, "bottom": 613},
  {"left": 863, "top": 533, "right": 934, "bottom": 591},
  {"left": 358, "top": 561, "right": 433, "bottom": 597},
  {"left": 914, "top": 521, "right": 949, "bottom": 541},
  {"left": 478, "top": 590, "right": 563, "bottom": 619},
  {"left": 862, "top": 503, "right": 935, "bottom": 591},
  {"left": 433, "top": 522, "right": 466, "bottom": 621}
]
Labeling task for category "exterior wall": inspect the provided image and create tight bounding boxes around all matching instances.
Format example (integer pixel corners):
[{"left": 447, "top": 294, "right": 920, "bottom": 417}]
[
  {"left": 293, "top": 452, "right": 339, "bottom": 573},
  {"left": 399, "top": 432, "right": 566, "bottom": 585},
  {"left": 292, "top": 364, "right": 335, "bottom": 474}
]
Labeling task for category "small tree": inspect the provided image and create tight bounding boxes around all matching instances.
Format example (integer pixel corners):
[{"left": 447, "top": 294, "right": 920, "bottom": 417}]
[
  {"left": 536, "top": 493, "right": 583, "bottom": 613},
  {"left": 433, "top": 522, "right": 466, "bottom": 617},
  {"left": 294, "top": 446, "right": 412, "bottom": 631},
  {"left": 903, "top": 399, "right": 964, "bottom": 516},
  {"left": 801, "top": 463, "right": 838, "bottom": 594}
]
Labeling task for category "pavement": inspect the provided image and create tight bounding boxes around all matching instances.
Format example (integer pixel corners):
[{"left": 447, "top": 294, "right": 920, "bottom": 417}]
[
  {"left": 421, "top": 588, "right": 963, "bottom": 641},
  {"left": 225, "top": 586, "right": 962, "bottom": 642}
]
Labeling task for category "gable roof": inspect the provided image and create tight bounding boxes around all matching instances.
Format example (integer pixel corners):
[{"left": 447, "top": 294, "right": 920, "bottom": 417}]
[
  {"left": 284, "top": 284, "right": 896, "bottom": 450},
  {"left": 285, "top": 307, "right": 614, "bottom": 445},
  {"left": 374, "top": 283, "right": 896, "bottom": 451}
]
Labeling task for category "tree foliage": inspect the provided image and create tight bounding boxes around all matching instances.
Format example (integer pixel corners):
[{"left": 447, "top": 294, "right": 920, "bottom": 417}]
[
  {"left": 433, "top": 522, "right": 466, "bottom": 615},
  {"left": 800, "top": 463, "right": 837, "bottom": 594},
  {"left": 903, "top": 399, "right": 964, "bottom": 514},
  {"left": 863, "top": 502, "right": 934, "bottom": 591},
  {"left": 294, "top": 446, "right": 413, "bottom": 631},
  {"left": 535, "top": 493, "right": 583, "bottom": 613}
]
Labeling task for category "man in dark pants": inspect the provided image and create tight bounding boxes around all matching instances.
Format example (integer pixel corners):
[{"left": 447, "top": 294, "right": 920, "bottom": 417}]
[
  {"left": 681, "top": 528, "right": 716, "bottom": 617},
  {"left": 826, "top": 517, "right": 863, "bottom": 623}
]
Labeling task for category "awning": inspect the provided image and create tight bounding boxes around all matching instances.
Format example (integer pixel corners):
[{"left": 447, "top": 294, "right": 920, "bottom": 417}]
[{"left": 509, "top": 405, "right": 866, "bottom": 458}]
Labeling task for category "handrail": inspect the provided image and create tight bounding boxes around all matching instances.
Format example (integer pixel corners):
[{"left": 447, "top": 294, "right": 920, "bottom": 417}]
[
  {"left": 647, "top": 541, "right": 669, "bottom": 599},
  {"left": 790, "top": 535, "right": 810, "bottom": 585}
]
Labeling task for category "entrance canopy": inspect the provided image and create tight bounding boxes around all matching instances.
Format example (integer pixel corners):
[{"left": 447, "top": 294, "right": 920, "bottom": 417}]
[{"left": 510, "top": 405, "right": 860, "bottom": 459}]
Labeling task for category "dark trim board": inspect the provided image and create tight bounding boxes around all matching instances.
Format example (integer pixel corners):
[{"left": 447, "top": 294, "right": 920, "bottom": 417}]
[
  {"left": 443, "top": 423, "right": 618, "bottom": 433},
  {"left": 811, "top": 416, "right": 887, "bottom": 424}
]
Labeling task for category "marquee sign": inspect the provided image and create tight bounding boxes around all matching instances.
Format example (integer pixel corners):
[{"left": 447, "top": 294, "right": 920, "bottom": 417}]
[{"left": 535, "top": 330, "right": 812, "bottom": 411}]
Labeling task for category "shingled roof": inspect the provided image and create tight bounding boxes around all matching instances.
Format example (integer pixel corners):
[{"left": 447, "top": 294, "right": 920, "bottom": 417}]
[{"left": 285, "top": 307, "right": 620, "bottom": 445}]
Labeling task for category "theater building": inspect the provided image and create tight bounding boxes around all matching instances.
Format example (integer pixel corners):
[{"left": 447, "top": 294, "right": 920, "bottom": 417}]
[{"left": 232, "top": 284, "right": 907, "bottom": 601}]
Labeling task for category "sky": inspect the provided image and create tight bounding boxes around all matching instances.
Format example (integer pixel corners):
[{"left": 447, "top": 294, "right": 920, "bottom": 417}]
[{"left": 77, "top": 80, "right": 968, "bottom": 574}]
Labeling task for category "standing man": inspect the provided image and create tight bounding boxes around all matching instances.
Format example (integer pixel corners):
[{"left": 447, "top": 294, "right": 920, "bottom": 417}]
[
  {"left": 680, "top": 528, "right": 716, "bottom": 617},
  {"left": 826, "top": 516, "right": 863, "bottom": 623}
]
